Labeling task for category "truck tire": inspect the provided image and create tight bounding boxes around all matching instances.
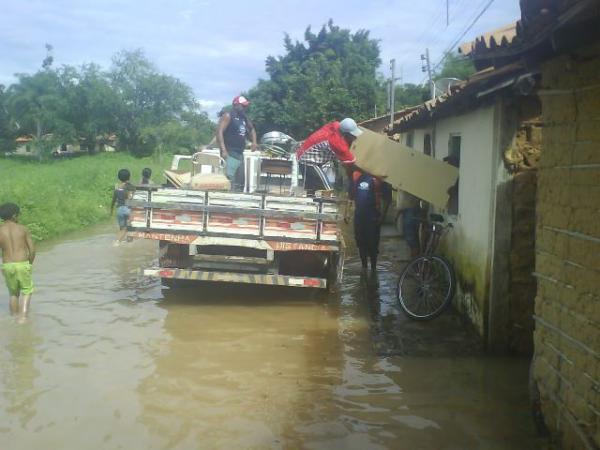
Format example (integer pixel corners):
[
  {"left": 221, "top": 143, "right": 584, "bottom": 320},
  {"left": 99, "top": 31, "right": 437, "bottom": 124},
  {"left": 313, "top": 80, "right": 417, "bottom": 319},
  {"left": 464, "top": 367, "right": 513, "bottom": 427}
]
[
  {"left": 159, "top": 241, "right": 192, "bottom": 289},
  {"left": 327, "top": 252, "right": 340, "bottom": 294},
  {"left": 159, "top": 241, "right": 192, "bottom": 268}
]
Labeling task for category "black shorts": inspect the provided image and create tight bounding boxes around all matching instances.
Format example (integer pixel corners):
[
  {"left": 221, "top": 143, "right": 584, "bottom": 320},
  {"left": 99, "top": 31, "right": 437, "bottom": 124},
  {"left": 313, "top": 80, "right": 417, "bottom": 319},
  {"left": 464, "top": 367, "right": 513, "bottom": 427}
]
[{"left": 354, "top": 214, "right": 381, "bottom": 257}]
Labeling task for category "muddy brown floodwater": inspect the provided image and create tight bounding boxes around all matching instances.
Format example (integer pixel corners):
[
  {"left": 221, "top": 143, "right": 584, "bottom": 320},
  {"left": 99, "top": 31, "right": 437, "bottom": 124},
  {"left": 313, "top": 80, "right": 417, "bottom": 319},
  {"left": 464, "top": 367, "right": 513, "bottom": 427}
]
[{"left": 0, "top": 223, "right": 544, "bottom": 450}]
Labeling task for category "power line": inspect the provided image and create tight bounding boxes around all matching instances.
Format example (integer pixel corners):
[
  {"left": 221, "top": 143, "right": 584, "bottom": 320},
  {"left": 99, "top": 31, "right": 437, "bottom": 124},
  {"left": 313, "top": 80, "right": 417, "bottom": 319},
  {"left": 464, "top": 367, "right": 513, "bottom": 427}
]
[
  {"left": 396, "top": 0, "right": 491, "bottom": 86},
  {"left": 408, "top": 0, "right": 478, "bottom": 73},
  {"left": 395, "top": 7, "right": 446, "bottom": 70},
  {"left": 396, "top": 0, "right": 471, "bottom": 71},
  {"left": 403, "top": 0, "right": 478, "bottom": 80},
  {"left": 431, "top": 0, "right": 496, "bottom": 73},
  {"left": 428, "top": 0, "right": 490, "bottom": 69},
  {"left": 417, "top": 0, "right": 491, "bottom": 85}
]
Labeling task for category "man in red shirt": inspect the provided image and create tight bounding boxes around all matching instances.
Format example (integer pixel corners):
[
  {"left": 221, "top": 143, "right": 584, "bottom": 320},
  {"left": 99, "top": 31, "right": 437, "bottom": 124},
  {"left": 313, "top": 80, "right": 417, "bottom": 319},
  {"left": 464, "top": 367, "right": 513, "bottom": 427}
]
[{"left": 296, "top": 118, "right": 362, "bottom": 191}]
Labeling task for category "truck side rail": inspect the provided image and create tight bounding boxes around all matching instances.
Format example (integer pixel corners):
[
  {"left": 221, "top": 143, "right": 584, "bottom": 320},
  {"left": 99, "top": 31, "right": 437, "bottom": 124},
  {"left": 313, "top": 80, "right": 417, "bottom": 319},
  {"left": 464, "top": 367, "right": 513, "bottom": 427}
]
[
  {"left": 127, "top": 189, "right": 341, "bottom": 243},
  {"left": 127, "top": 200, "right": 338, "bottom": 221}
]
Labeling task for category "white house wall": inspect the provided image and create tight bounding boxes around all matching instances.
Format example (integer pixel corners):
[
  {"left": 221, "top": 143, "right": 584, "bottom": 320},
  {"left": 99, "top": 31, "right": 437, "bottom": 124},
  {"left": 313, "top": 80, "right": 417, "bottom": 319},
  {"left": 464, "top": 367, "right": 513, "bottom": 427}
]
[{"left": 433, "top": 105, "right": 497, "bottom": 335}]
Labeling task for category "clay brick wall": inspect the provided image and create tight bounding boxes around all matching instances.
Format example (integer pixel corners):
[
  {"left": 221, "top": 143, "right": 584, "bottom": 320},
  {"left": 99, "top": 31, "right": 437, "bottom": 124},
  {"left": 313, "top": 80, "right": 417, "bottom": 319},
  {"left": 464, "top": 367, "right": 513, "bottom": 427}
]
[{"left": 533, "top": 40, "right": 600, "bottom": 449}]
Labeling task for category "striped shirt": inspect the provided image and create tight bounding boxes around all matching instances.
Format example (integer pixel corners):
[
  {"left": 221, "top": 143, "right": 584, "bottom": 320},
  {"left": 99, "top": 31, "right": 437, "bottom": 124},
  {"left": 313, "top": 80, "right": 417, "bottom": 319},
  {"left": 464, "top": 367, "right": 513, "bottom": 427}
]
[{"left": 296, "top": 122, "right": 356, "bottom": 166}]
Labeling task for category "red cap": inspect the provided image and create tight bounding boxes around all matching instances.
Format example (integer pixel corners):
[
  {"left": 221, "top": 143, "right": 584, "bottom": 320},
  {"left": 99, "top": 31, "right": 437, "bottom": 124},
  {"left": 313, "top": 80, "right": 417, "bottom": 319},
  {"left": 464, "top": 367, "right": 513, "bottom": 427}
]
[{"left": 232, "top": 95, "right": 250, "bottom": 106}]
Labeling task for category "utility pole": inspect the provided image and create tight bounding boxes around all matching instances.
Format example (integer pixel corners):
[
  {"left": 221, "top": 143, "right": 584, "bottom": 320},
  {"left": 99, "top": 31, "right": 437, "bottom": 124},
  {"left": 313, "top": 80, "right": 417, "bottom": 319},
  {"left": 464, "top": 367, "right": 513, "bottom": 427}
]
[
  {"left": 421, "top": 48, "right": 434, "bottom": 99},
  {"left": 389, "top": 58, "right": 396, "bottom": 128}
]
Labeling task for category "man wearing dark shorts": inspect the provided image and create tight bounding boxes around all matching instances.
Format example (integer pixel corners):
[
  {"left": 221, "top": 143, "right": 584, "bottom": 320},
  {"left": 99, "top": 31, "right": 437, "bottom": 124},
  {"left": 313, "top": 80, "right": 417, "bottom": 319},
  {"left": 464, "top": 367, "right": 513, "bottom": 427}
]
[
  {"left": 216, "top": 95, "right": 258, "bottom": 191},
  {"left": 349, "top": 169, "right": 392, "bottom": 273}
]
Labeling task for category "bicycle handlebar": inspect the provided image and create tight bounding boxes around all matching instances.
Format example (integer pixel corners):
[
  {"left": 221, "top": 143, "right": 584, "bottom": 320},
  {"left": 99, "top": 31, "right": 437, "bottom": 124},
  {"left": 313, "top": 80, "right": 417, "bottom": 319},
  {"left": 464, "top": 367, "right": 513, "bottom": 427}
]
[{"left": 415, "top": 218, "right": 453, "bottom": 235}]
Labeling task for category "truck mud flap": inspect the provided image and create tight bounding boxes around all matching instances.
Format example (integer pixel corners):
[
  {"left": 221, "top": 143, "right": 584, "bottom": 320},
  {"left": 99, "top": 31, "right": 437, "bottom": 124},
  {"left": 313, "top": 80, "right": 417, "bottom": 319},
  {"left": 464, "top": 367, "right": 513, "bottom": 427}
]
[{"left": 145, "top": 268, "right": 327, "bottom": 289}]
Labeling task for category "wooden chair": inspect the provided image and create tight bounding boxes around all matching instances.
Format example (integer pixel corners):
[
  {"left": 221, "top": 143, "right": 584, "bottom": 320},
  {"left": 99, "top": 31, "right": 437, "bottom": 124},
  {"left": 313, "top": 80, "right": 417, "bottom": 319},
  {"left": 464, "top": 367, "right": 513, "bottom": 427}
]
[{"left": 261, "top": 158, "right": 293, "bottom": 194}]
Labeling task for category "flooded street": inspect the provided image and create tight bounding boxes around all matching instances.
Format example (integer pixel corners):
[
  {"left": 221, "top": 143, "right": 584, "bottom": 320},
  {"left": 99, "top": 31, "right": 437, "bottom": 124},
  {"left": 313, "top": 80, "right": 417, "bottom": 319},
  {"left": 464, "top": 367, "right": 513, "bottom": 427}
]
[{"left": 0, "top": 223, "right": 543, "bottom": 450}]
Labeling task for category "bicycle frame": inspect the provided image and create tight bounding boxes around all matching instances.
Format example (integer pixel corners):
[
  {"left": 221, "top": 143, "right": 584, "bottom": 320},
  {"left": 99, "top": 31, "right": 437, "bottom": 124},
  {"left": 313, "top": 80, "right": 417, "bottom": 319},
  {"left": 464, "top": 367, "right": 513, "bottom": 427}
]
[{"left": 420, "top": 221, "right": 450, "bottom": 257}]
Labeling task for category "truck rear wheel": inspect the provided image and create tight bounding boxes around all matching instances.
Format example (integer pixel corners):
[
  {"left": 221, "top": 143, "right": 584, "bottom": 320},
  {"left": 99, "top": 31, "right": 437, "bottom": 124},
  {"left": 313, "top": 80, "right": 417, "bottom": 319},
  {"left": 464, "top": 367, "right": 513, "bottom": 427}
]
[
  {"left": 277, "top": 251, "right": 328, "bottom": 277},
  {"left": 327, "top": 252, "right": 340, "bottom": 294},
  {"left": 159, "top": 241, "right": 192, "bottom": 288}
]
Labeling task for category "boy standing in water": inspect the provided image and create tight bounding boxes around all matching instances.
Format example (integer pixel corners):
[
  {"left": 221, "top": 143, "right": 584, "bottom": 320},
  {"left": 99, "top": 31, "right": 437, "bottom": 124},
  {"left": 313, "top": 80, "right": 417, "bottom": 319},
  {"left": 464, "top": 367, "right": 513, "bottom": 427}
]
[
  {"left": 0, "top": 203, "right": 35, "bottom": 321},
  {"left": 141, "top": 167, "right": 152, "bottom": 185},
  {"left": 110, "top": 169, "right": 135, "bottom": 246}
]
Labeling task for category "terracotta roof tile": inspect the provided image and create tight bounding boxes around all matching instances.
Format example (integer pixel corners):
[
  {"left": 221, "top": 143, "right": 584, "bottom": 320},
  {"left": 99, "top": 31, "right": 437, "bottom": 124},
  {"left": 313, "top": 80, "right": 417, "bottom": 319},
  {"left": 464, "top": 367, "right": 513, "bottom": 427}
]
[{"left": 459, "top": 23, "right": 518, "bottom": 56}]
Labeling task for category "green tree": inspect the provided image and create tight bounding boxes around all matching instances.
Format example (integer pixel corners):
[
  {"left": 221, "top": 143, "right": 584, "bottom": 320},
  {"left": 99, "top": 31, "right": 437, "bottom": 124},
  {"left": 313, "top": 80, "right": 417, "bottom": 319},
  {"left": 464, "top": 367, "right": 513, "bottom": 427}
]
[
  {"left": 180, "top": 110, "right": 215, "bottom": 147},
  {"left": 139, "top": 112, "right": 214, "bottom": 160},
  {"left": 248, "top": 20, "right": 383, "bottom": 139},
  {"left": 57, "top": 63, "right": 121, "bottom": 152},
  {"left": 434, "top": 52, "right": 476, "bottom": 81},
  {"left": 109, "top": 49, "right": 208, "bottom": 156},
  {"left": 7, "top": 70, "right": 75, "bottom": 160},
  {"left": 3, "top": 47, "right": 214, "bottom": 159},
  {"left": 393, "top": 83, "right": 430, "bottom": 109},
  {"left": 385, "top": 52, "right": 475, "bottom": 111},
  {"left": 0, "top": 84, "right": 14, "bottom": 154}
]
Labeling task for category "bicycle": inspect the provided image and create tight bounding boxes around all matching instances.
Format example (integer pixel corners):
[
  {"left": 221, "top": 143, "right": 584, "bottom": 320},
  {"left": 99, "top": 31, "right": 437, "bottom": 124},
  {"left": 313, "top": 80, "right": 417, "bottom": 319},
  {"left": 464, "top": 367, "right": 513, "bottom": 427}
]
[{"left": 396, "top": 213, "right": 456, "bottom": 320}]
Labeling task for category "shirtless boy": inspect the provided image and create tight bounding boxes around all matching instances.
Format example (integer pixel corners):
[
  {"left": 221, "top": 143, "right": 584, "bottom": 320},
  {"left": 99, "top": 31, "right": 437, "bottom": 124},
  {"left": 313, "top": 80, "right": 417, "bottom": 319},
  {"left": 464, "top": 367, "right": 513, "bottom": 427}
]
[{"left": 0, "top": 203, "right": 35, "bottom": 320}]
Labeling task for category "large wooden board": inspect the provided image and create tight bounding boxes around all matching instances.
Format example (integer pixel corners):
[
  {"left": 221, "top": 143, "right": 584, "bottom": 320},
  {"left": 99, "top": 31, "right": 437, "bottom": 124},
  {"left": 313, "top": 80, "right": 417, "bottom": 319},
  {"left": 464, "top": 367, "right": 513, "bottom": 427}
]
[{"left": 351, "top": 129, "right": 459, "bottom": 208}]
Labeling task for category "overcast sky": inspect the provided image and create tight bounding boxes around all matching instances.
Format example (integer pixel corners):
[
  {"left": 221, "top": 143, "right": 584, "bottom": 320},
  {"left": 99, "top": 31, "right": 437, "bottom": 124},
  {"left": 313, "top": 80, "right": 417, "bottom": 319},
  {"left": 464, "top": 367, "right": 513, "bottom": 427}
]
[{"left": 0, "top": 0, "right": 520, "bottom": 118}]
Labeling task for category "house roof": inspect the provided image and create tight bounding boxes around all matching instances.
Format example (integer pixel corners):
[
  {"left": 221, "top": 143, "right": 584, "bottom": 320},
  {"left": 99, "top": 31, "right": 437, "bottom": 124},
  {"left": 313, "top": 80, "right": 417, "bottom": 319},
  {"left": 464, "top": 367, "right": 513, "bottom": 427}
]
[
  {"left": 15, "top": 135, "right": 33, "bottom": 143},
  {"left": 388, "top": 62, "right": 530, "bottom": 133},
  {"left": 358, "top": 112, "right": 391, "bottom": 127},
  {"left": 459, "top": 22, "right": 518, "bottom": 57},
  {"left": 358, "top": 106, "right": 420, "bottom": 129},
  {"left": 458, "top": 0, "right": 599, "bottom": 65}
]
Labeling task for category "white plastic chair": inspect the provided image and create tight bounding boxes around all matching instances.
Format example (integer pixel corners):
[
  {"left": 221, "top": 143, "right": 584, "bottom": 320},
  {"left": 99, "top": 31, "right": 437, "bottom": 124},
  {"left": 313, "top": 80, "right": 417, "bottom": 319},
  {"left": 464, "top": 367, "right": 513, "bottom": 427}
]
[{"left": 191, "top": 151, "right": 226, "bottom": 176}]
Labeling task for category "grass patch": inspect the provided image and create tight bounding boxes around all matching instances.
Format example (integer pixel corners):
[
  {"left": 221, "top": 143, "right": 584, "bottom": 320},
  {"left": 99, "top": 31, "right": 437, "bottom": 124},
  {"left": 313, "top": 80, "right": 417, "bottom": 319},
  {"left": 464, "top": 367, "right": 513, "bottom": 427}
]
[{"left": 0, "top": 153, "right": 169, "bottom": 241}]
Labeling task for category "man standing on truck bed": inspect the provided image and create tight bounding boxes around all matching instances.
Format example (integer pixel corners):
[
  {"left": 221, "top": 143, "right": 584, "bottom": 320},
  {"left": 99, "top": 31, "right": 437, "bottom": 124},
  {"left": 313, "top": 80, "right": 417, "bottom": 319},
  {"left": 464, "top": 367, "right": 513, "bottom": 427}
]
[
  {"left": 296, "top": 118, "right": 363, "bottom": 191},
  {"left": 217, "top": 95, "right": 258, "bottom": 191}
]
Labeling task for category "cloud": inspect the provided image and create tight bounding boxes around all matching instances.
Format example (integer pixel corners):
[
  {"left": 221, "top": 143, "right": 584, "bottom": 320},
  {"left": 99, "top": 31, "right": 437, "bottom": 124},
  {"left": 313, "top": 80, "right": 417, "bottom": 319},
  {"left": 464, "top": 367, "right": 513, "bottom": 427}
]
[
  {"left": 0, "top": 0, "right": 521, "bottom": 110},
  {"left": 198, "top": 98, "right": 224, "bottom": 118}
]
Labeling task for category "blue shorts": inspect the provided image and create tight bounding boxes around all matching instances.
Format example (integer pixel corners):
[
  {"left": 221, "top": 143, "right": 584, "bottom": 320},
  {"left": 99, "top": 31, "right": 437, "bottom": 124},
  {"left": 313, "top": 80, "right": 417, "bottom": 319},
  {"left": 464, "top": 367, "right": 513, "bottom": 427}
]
[
  {"left": 225, "top": 152, "right": 245, "bottom": 191},
  {"left": 116, "top": 205, "right": 131, "bottom": 229}
]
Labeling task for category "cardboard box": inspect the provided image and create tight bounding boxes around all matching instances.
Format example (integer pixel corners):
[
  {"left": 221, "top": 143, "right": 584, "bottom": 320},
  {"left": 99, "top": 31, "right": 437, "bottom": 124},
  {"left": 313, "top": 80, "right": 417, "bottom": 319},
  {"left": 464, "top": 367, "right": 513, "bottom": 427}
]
[{"left": 351, "top": 129, "right": 459, "bottom": 208}]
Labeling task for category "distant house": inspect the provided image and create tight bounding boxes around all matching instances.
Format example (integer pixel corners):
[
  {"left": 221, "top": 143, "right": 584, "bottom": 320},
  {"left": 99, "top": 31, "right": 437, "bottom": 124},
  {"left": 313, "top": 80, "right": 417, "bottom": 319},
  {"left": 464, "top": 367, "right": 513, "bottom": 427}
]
[
  {"left": 95, "top": 133, "right": 118, "bottom": 152},
  {"left": 12, "top": 134, "right": 118, "bottom": 156},
  {"left": 14, "top": 135, "right": 34, "bottom": 155}
]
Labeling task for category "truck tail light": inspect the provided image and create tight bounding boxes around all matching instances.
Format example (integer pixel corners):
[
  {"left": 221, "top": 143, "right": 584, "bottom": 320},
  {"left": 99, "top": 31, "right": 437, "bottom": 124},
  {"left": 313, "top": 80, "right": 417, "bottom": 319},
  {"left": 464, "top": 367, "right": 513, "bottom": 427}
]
[
  {"left": 303, "top": 278, "right": 321, "bottom": 287},
  {"left": 159, "top": 269, "right": 175, "bottom": 278}
]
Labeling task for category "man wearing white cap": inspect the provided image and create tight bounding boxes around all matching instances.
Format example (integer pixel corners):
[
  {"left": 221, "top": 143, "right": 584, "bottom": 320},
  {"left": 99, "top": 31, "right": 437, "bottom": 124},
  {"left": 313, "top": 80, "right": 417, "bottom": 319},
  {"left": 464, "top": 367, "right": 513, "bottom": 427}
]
[
  {"left": 296, "top": 118, "right": 363, "bottom": 191},
  {"left": 217, "top": 95, "right": 258, "bottom": 191}
]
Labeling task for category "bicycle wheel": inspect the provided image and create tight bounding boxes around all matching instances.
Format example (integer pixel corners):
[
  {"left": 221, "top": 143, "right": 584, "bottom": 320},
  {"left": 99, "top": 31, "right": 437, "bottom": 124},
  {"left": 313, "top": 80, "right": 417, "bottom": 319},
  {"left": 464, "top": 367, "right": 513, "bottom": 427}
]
[{"left": 396, "top": 255, "right": 455, "bottom": 320}]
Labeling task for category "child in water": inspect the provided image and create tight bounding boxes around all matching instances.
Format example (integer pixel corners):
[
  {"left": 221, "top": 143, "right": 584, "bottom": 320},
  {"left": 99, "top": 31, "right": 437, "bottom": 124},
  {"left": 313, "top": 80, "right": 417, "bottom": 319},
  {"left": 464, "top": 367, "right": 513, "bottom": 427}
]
[
  {"left": 110, "top": 169, "right": 135, "bottom": 246},
  {"left": 0, "top": 203, "right": 36, "bottom": 322},
  {"left": 141, "top": 167, "right": 152, "bottom": 185}
]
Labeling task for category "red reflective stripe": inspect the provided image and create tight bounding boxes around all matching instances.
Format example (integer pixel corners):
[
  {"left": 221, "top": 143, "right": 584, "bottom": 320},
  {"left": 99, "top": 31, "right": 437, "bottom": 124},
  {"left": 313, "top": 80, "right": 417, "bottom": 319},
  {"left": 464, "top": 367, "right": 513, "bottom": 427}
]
[
  {"left": 159, "top": 270, "right": 175, "bottom": 278},
  {"left": 303, "top": 278, "right": 321, "bottom": 287}
]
